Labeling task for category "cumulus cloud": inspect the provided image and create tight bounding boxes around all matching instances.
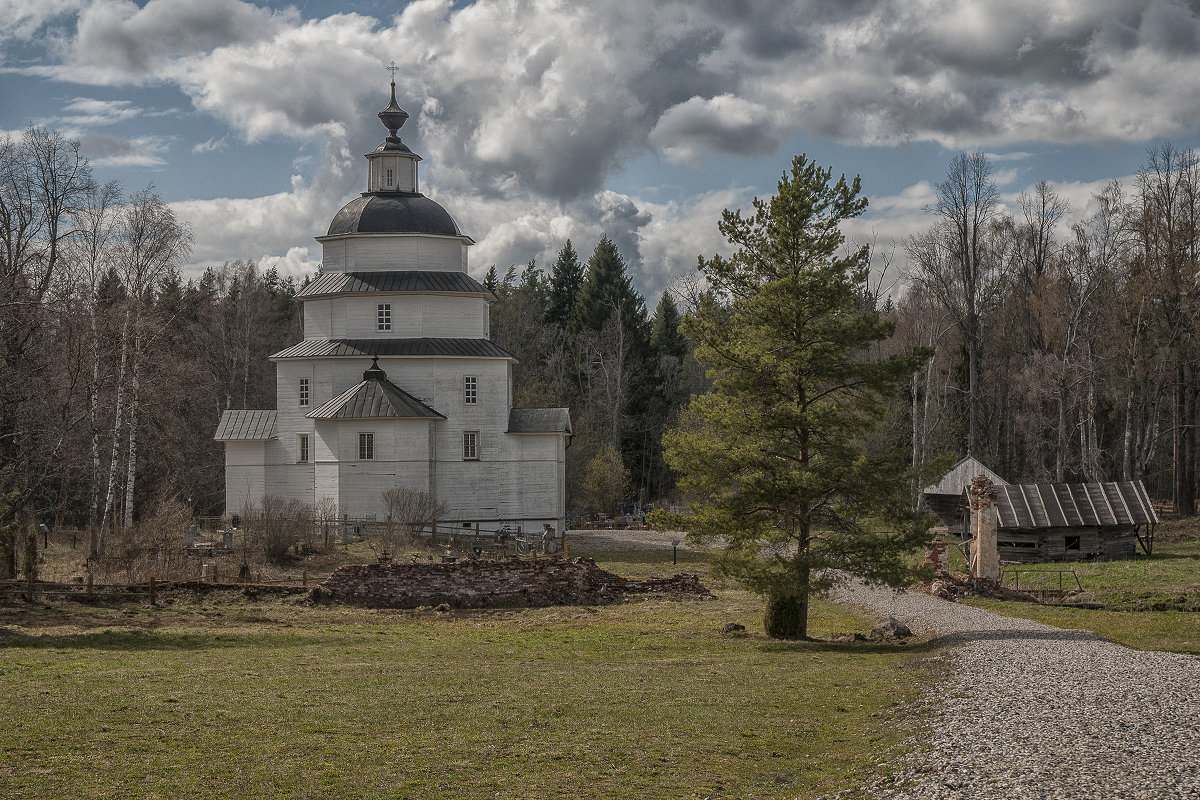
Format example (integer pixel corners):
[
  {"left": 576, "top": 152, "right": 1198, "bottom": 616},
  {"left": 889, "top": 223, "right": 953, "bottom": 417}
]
[
  {"left": 15, "top": 0, "right": 1200, "bottom": 294},
  {"left": 63, "top": 0, "right": 295, "bottom": 84},
  {"left": 0, "top": 0, "right": 84, "bottom": 46},
  {"left": 650, "top": 95, "right": 781, "bottom": 166}
]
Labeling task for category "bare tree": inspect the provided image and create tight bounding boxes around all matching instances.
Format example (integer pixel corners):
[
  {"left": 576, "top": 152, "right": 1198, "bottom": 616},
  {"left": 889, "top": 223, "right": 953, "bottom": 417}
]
[
  {"left": 906, "top": 151, "right": 1002, "bottom": 455},
  {"left": 100, "top": 188, "right": 192, "bottom": 533}
]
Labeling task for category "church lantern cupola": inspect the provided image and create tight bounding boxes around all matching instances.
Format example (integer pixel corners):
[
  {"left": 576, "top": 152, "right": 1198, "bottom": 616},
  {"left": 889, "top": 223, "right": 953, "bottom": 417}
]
[{"left": 366, "top": 61, "right": 421, "bottom": 194}]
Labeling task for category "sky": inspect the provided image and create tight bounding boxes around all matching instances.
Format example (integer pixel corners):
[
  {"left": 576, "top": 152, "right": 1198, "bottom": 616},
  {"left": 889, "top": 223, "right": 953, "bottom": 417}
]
[{"left": 3, "top": 0, "right": 1200, "bottom": 301}]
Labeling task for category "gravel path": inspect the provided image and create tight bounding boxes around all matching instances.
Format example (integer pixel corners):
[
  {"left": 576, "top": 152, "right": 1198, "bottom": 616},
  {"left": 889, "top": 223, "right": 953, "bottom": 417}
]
[{"left": 831, "top": 581, "right": 1200, "bottom": 799}]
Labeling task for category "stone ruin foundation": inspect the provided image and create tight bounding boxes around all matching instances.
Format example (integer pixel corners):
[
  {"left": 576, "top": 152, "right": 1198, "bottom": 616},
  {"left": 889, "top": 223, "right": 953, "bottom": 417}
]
[{"left": 315, "top": 557, "right": 714, "bottom": 609}]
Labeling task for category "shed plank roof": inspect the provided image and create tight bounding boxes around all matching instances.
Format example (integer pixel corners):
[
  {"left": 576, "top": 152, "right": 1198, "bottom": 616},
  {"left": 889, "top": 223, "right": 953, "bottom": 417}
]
[
  {"left": 214, "top": 410, "right": 277, "bottom": 440},
  {"left": 272, "top": 338, "right": 514, "bottom": 360},
  {"left": 994, "top": 481, "right": 1158, "bottom": 529}
]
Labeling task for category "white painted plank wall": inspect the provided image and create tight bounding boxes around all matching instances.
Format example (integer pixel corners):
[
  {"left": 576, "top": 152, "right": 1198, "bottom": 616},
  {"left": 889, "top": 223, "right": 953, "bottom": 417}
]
[{"left": 318, "top": 235, "right": 467, "bottom": 272}]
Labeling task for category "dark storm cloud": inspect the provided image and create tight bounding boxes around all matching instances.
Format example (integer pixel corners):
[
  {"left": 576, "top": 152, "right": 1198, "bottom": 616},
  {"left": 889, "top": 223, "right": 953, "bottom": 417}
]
[{"left": 69, "top": 0, "right": 294, "bottom": 81}]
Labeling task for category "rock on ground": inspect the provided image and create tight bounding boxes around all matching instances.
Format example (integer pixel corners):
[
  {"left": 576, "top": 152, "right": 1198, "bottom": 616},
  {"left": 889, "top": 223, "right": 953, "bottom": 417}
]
[{"left": 829, "top": 580, "right": 1200, "bottom": 800}]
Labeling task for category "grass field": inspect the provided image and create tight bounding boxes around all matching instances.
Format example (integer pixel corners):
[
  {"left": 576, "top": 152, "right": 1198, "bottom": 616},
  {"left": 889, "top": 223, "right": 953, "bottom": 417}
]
[
  {"left": 962, "top": 523, "right": 1200, "bottom": 654},
  {"left": 0, "top": 543, "right": 934, "bottom": 800}
]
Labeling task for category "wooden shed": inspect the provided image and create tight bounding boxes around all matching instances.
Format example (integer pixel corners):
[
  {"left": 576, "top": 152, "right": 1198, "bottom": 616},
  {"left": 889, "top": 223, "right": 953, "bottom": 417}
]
[
  {"left": 977, "top": 481, "right": 1159, "bottom": 563},
  {"left": 921, "top": 456, "right": 1007, "bottom": 534}
]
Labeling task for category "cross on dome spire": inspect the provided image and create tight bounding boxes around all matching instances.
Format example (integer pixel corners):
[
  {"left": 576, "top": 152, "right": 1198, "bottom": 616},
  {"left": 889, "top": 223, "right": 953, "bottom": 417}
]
[{"left": 378, "top": 61, "right": 409, "bottom": 138}]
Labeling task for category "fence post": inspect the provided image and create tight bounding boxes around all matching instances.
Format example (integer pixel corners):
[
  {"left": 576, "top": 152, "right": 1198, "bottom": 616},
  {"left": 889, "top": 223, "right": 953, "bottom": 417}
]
[
  {"left": 302, "top": 569, "right": 307, "bottom": 588},
  {"left": 149, "top": 577, "right": 156, "bottom": 607},
  {"left": 431, "top": 518, "right": 438, "bottom": 546},
  {"left": 86, "top": 563, "right": 94, "bottom": 600}
]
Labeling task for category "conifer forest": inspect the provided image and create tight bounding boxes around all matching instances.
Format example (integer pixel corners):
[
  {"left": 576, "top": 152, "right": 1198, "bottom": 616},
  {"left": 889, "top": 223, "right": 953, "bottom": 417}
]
[{"left": 3, "top": 124, "right": 1200, "bottom": 559}]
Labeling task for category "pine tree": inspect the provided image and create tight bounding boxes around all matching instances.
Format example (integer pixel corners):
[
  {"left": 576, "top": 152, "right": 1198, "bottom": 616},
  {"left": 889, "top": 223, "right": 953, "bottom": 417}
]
[
  {"left": 658, "top": 155, "right": 933, "bottom": 639},
  {"left": 546, "top": 240, "right": 583, "bottom": 328},
  {"left": 483, "top": 265, "right": 499, "bottom": 293}
]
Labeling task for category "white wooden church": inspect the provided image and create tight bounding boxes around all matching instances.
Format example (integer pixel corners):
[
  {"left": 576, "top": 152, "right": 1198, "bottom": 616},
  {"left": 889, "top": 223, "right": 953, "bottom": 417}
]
[{"left": 215, "top": 78, "right": 571, "bottom": 531}]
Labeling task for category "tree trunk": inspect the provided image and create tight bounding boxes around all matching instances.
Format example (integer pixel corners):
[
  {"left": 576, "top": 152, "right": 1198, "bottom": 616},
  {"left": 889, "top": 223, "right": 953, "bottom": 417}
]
[
  {"left": 122, "top": 326, "right": 143, "bottom": 531},
  {"left": 1175, "top": 361, "right": 1195, "bottom": 516},
  {"left": 967, "top": 334, "right": 980, "bottom": 454},
  {"left": 764, "top": 590, "right": 808, "bottom": 639},
  {"left": 101, "top": 307, "right": 131, "bottom": 541}
]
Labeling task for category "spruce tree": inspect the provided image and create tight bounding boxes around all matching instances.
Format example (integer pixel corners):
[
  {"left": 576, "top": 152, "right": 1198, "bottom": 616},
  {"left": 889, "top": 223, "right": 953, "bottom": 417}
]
[
  {"left": 659, "top": 155, "right": 933, "bottom": 639},
  {"left": 569, "top": 236, "right": 646, "bottom": 336},
  {"left": 650, "top": 293, "right": 687, "bottom": 361},
  {"left": 546, "top": 240, "right": 583, "bottom": 328}
]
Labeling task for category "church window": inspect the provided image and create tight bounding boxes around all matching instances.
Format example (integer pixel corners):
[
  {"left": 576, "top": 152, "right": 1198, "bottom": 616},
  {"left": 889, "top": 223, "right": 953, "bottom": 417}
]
[
  {"left": 298, "top": 434, "right": 310, "bottom": 463},
  {"left": 299, "top": 377, "right": 310, "bottom": 406},
  {"left": 378, "top": 304, "right": 392, "bottom": 331},
  {"left": 464, "top": 375, "right": 477, "bottom": 404},
  {"left": 463, "top": 431, "right": 479, "bottom": 460},
  {"left": 359, "top": 432, "right": 375, "bottom": 460},
  {"left": 386, "top": 167, "right": 394, "bottom": 187}
]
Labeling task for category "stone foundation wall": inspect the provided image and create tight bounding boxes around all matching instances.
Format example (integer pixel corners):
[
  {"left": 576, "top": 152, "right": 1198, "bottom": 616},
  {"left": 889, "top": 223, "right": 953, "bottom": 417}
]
[{"left": 316, "top": 557, "right": 713, "bottom": 608}]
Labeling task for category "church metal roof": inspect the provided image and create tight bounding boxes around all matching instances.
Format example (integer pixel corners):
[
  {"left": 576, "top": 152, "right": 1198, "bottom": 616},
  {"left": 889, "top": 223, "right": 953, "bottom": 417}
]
[
  {"left": 507, "top": 408, "right": 572, "bottom": 435},
  {"left": 993, "top": 481, "right": 1158, "bottom": 530},
  {"left": 326, "top": 193, "right": 462, "bottom": 237},
  {"left": 308, "top": 378, "right": 444, "bottom": 421},
  {"left": 271, "top": 338, "right": 515, "bottom": 360},
  {"left": 214, "top": 410, "right": 277, "bottom": 440},
  {"left": 299, "top": 270, "right": 493, "bottom": 299}
]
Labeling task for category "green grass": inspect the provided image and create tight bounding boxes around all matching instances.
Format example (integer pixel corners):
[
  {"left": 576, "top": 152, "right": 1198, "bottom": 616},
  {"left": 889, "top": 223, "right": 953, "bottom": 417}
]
[
  {"left": 960, "top": 523, "right": 1200, "bottom": 654},
  {"left": 0, "top": 545, "right": 933, "bottom": 800}
]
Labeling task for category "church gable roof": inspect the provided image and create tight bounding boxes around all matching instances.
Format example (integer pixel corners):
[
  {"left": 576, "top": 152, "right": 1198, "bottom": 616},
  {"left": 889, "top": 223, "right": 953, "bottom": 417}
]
[
  {"left": 507, "top": 408, "right": 572, "bottom": 434},
  {"left": 308, "top": 377, "right": 444, "bottom": 421},
  {"left": 214, "top": 410, "right": 277, "bottom": 440},
  {"left": 299, "top": 270, "right": 494, "bottom": 300}
]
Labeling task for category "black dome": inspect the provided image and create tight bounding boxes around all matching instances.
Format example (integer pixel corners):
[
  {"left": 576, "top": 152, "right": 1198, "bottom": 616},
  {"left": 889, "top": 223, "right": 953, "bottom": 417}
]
[{"left": 327, "top": 193, "right": 462, "bottom": 236}]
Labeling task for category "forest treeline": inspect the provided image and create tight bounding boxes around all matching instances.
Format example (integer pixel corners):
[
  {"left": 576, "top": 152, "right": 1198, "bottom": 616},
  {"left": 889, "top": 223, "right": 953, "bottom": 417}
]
[{"left": 3, "top": 123, "right": 1200, "bottom": 575}]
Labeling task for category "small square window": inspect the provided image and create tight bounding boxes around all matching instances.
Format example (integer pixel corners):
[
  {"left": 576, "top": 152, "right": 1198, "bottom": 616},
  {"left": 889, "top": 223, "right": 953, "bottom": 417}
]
[
  {"left": 359, "top": 432, "right": 375, "bottom": 461},
  {"left": 464, "top": 375, "right": 477, "bottom": 405},
  {"left": 377, "top": 303, "right": 392, "bottom": 331},
  {"left": 298, "top": 434, "right": 310, "bottom": 463},
  {"left": 299, "top": 377, "right": 310, "bottom": 407},
  {"left": 463, "top": 431, "right": 478, "bottom": 460}
]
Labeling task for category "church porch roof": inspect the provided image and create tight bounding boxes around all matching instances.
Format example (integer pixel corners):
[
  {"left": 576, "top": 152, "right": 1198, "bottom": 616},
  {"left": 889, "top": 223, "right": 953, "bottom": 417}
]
[
  {"left": 308, "top": 357, "right": 445, "bottom": 420},
  {"left": 507, "top": 408, "right": 572, "bottom": 435},
  {"left": 214, "top": 410, "right": 277, "bottom": 440}
]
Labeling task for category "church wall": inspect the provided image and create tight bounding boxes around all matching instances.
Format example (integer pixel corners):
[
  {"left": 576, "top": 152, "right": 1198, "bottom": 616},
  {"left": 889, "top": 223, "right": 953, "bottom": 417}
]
[
  {"left": 303, "top": 301, "right": 332, "bottom": 338},
  {"left": 319, "top": 418, "right": 438, "bottom": 518},
  {"left": 332, "top": 295, "right": 489, "bottom": 339},
  {"left": 320, "top": 235, "right": 466, "bottom": 273},
  {"left": 301, "top": 296, "right": 488, "bottom": 339},
  {"left": 224, "top": 441, "right": 267, "bottom": 515}
]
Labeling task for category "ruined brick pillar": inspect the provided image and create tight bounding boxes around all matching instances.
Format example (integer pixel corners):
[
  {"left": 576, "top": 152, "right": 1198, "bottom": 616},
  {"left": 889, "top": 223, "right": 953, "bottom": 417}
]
[
  {"left": 968, "top": 475, "right": 1000, "bottom": 584},
  {"left": 923, "top": 538, "right": 949, "bottom": 578}
]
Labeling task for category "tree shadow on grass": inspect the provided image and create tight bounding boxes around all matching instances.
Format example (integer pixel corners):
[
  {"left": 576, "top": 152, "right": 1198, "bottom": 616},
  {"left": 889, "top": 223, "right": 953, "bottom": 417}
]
[
  {"left": 756, "top": 627, "right": 1113, "bottom": 656},
  {"left": 0, "top": 625, "right": 300, "bottom": 651}
]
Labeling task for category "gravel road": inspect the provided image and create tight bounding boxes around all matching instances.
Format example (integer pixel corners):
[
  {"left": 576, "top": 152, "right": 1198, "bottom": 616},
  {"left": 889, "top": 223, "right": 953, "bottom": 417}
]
[{"left": 831, "top": 580, "right": 1200, "bottom": 799}]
